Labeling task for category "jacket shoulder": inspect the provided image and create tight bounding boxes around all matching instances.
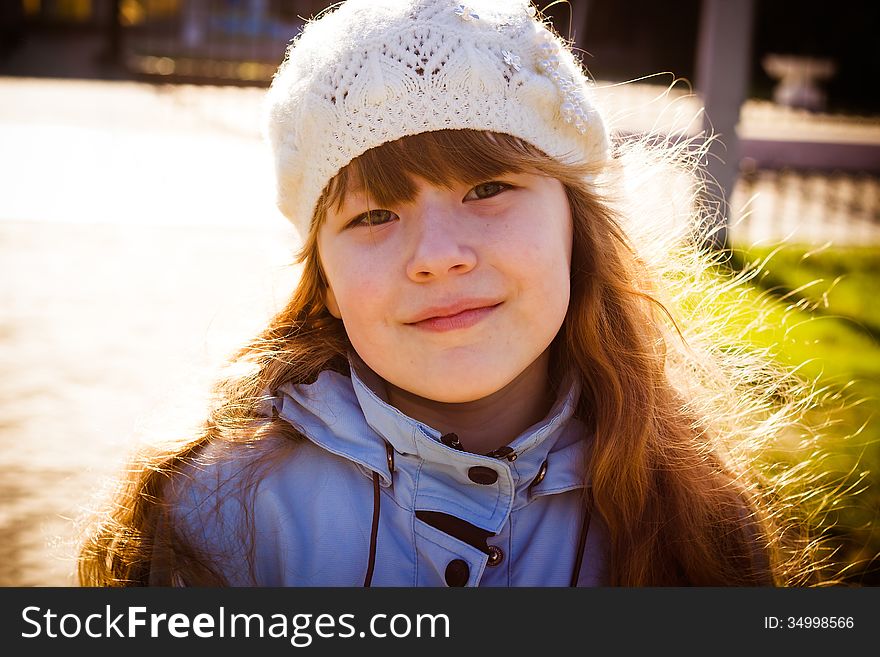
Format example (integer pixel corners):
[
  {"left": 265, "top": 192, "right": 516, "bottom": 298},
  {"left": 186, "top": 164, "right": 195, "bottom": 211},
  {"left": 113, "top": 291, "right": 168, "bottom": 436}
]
[{"left": 165, "top": 434, "right": 374, "bottom": 585}]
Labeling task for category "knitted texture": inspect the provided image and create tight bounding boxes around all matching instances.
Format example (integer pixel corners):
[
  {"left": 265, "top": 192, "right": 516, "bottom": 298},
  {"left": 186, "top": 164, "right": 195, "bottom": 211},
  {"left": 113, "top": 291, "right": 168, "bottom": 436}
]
[{"left": 264, "top": 0, "right": 611, "bottom": 236}]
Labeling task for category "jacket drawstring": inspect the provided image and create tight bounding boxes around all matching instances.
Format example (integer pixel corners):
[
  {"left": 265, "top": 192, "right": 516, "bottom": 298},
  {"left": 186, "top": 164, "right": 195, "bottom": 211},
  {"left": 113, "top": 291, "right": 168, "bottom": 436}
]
[
  {"left": 363, "top": 471, "right": 381, "bottom": 587},
  {"left": 569, "top": 487, "right": 593, "bottom": 587},
  {"left": 364, "top": 442, "right": 395, "bottom": 587}
]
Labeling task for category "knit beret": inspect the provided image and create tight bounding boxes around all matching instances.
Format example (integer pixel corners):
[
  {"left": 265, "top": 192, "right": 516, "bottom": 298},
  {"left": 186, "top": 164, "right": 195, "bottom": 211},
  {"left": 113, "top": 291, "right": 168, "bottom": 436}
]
[{"left": 264, "top": 0, "right": 611, "bottom": 236}]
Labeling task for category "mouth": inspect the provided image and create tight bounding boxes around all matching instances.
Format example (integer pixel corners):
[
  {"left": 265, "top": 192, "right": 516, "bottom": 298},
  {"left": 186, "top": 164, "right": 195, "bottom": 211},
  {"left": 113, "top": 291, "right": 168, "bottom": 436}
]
[{"left": 406, "top": 300, "right": 502, "bottom": 332}]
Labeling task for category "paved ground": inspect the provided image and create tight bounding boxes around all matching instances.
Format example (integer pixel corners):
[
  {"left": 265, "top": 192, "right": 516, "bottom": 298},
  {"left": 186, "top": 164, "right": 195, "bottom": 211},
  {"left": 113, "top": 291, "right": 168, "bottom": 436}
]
[
  {"left": 0, "top": 77, "right": 299, "bottom": 586},
  {"left": 1, "top": 73, "right": 878, "bottom": 586},
  {"left": 0, "top": 220, "right": 298, "bottom": 586}
]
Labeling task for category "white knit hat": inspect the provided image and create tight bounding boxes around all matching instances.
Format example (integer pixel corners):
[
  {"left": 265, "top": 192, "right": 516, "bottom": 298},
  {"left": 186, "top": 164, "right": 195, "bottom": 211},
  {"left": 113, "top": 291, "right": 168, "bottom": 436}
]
[{"left": 264, "top": 0, "right": 611, "bottom": 236}]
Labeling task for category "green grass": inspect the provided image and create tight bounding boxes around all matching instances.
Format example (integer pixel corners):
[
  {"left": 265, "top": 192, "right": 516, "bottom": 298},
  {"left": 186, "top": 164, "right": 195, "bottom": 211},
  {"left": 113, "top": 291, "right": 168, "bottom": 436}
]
[
  {"left": 738, "top": 245, "right": 880, "bottom": 336},
  {"left": 728, "top": 244, "right": 880, "bottom": 584}
]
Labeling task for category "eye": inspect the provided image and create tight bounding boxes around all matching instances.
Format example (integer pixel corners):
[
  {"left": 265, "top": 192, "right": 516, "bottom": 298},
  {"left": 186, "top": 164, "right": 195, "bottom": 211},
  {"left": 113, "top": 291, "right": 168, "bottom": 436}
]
[
  {"left": 347, "top": 209, "right": 398, "bottom": 229},
  {"left": 464, "top": 182, "right": 511, "bottom": 201}
]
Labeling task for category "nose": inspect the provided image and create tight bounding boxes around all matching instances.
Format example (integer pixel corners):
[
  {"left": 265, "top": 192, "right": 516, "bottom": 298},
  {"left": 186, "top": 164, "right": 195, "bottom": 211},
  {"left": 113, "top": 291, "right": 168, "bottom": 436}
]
[{"left": 405, "top": 205, "right": 477, "bottom": 282}]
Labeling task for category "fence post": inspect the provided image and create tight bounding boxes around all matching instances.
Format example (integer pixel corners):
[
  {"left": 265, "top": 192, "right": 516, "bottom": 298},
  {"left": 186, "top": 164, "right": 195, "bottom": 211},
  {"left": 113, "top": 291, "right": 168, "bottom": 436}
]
[
  {"left": 695, "top": 0, "right": 755, "bottom": 251},
  {"left": 98, "top": 0, "right": 123, "bottom": 66}
]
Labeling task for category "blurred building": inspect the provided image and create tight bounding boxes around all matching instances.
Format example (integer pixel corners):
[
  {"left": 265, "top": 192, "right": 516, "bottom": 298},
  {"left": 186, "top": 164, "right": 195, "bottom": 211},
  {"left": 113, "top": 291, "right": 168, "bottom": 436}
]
[
  {"left": 4, "top": 0, "right": 876, "bottom": 114},
  {"left": 3, "top": 0, "right": 327, "bottom": 81},
  {"left": 2, "top": 0, "right": 878, "bottom": 245}
]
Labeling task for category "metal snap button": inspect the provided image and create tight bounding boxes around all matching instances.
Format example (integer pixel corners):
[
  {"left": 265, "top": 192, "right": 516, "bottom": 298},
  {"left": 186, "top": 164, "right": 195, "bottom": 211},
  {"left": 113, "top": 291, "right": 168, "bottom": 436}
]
[
  {"left": 445, "top": 559, "right": 470, "bottom": 587},
  {"left": 467, "top": 466, "right": 498, "bottom": 485},
  {"left": 485, "top": 445, "right": 517, "bottom": 461},
  {"left": 385, "top": 441, "right": 395, "bottom": 473},
  {"left": 530, "top": 460, "right": 548, "bottom": 488},
  {"left": 486, "top": 545, "right": 504, "bottom": 567}
]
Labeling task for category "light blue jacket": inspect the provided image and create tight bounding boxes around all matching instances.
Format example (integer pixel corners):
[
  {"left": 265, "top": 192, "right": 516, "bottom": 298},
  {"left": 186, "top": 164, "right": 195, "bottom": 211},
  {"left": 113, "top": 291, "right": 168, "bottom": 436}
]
[{"left": 170, "top": 357, "right": 608, "bottom": 586}]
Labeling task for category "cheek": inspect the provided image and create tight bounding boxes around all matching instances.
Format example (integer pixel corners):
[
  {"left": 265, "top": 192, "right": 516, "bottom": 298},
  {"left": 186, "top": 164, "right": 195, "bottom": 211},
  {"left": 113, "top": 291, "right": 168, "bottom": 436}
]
[
  {"left": 507, "top": 210, "right": 572, "bottom": 323},
  {"left": 320, "top": 240, "right": 371, "bottom": 307},
  {"left": 510, "top": 211, "right": 572, "bottom": 284},
  {"left": 322, "top": 253, "right": 395, "bottom": 344},
  {"left": 333, "top": 273, "right": 387, "bottom": 321},
  {"left": 530, "top": 244, "right": 571, "bottom": 311}
]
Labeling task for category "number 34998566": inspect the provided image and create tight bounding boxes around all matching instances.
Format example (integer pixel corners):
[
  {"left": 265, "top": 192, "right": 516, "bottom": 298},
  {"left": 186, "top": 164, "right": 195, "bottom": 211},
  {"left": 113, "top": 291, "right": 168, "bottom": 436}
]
[{"left": 764, "top": 616, "right": 854, "bottom": 629}]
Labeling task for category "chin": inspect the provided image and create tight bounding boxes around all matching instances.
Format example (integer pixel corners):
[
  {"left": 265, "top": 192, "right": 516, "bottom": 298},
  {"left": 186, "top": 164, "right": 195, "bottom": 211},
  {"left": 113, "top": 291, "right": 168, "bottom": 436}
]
[
  {"left": 415, "top": 387, "right": 498, "bottom": 404},
  {"left": 404, "top": 366, "right": 516, "bottom": 404}
]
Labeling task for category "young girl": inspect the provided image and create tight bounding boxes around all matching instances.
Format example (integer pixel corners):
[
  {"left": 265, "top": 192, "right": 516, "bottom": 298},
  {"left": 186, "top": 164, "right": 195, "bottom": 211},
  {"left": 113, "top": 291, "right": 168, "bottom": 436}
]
[{"left": 79, "top": 0, "right": 827, "bottom": 586}]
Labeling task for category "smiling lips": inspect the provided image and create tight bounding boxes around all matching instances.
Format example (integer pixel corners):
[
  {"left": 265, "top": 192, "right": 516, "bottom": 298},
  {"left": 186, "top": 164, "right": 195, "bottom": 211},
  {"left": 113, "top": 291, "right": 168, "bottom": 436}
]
[{"left": 406, "top": 300, "right": 502, "bottom": 332}]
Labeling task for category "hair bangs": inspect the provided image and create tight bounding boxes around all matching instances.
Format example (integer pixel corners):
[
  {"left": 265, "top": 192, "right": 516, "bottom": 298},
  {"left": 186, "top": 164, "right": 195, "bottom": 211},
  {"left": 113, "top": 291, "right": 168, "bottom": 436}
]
[{"left": 320, "top": 130, "right": 562, "bottom": 218}]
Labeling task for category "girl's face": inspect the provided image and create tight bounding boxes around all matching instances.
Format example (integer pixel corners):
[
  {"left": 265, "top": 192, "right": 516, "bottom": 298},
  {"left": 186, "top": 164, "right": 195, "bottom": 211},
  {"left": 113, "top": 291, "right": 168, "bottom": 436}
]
[{"left": 317, "top": 170, "right": 572, "bottom": 403}]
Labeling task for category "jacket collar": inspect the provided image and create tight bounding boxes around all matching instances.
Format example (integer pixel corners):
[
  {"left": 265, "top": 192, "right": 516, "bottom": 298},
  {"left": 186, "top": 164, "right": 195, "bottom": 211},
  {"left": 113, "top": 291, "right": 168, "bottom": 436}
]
[{"left": 274, "top": 354, "right": 590, "bottom": 528}]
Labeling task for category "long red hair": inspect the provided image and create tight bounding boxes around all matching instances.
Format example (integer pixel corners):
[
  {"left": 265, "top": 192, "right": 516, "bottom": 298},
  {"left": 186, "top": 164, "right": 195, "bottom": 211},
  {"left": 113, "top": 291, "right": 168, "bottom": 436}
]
[{"left": 78, "top": 129, "right": 826, "bottom": 586}]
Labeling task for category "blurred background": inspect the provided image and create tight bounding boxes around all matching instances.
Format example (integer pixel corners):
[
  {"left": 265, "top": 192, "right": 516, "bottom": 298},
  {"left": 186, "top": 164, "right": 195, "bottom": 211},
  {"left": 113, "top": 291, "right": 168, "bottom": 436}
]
[{"left": 0, "top": 0, "right": 878, "bottom": 586}]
